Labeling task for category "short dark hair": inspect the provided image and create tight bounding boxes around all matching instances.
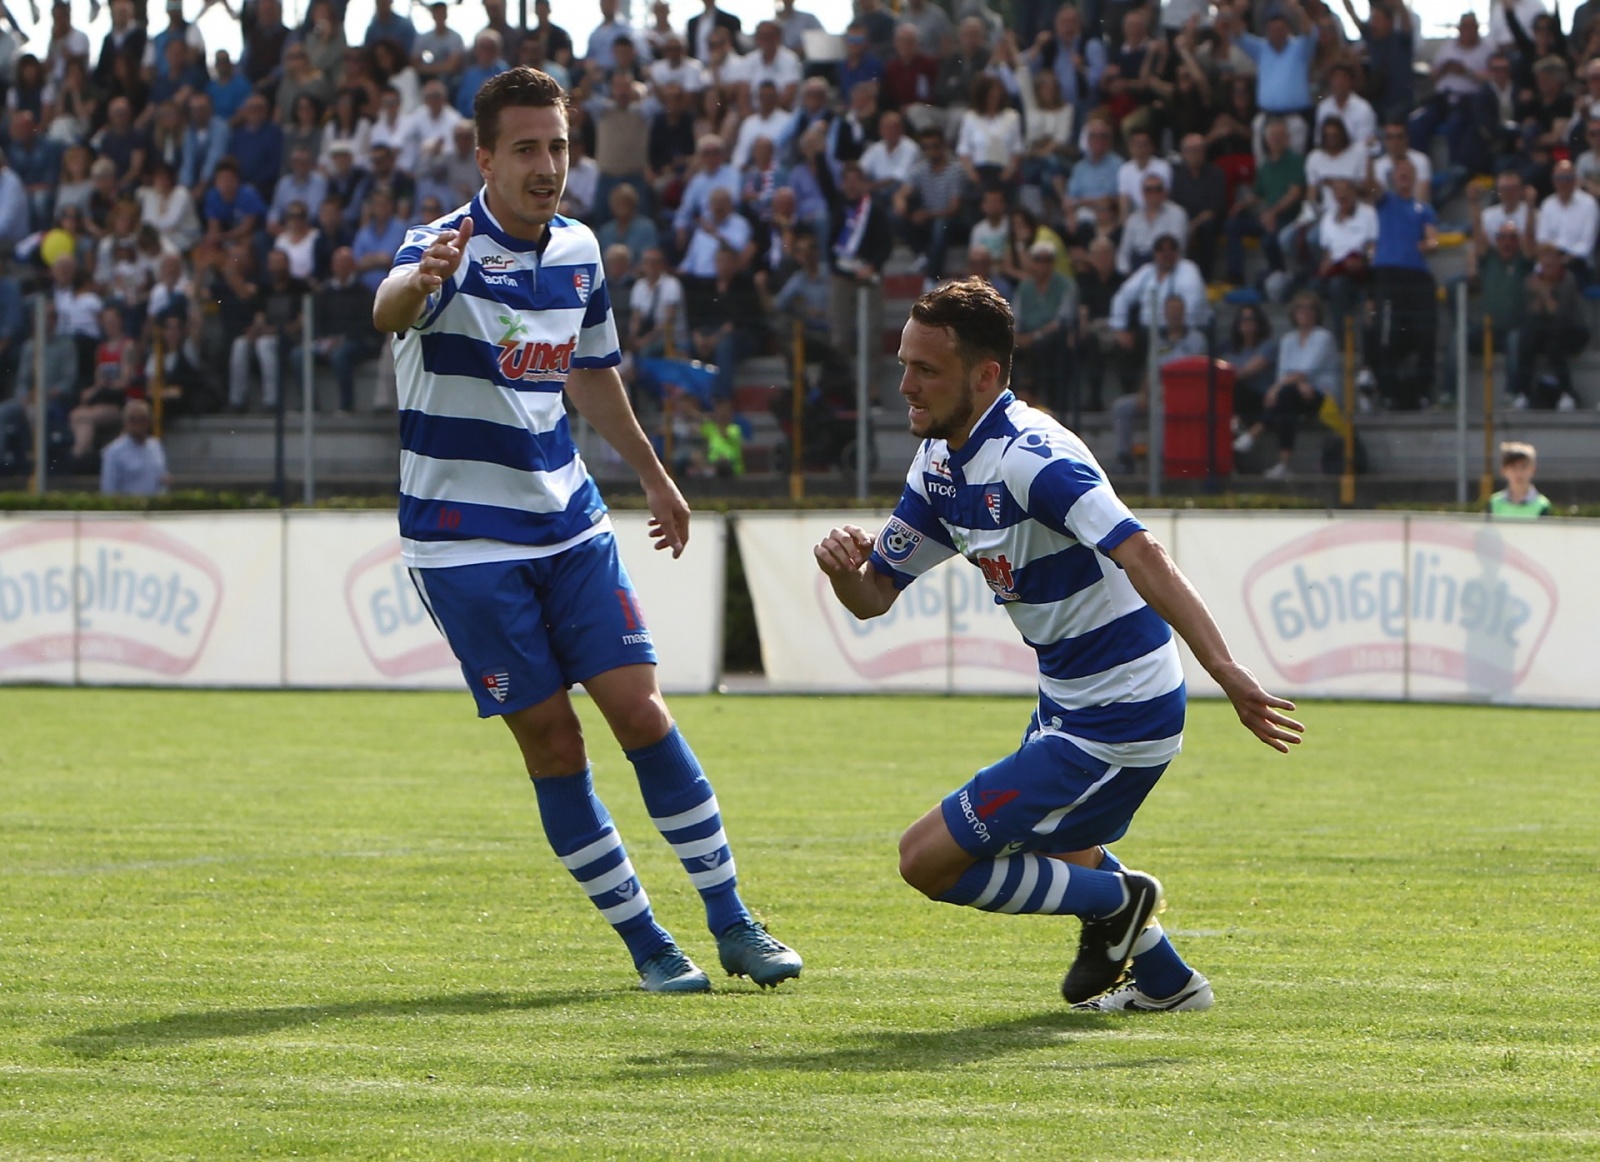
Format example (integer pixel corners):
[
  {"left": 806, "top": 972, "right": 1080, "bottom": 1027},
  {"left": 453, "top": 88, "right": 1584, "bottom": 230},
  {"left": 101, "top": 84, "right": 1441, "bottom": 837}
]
[
  {"left": 910, "top": 277, "right": 1014, "bottom": 386},
  {"left": 474, "top": 67, "right": 568, "bottom": 152}
]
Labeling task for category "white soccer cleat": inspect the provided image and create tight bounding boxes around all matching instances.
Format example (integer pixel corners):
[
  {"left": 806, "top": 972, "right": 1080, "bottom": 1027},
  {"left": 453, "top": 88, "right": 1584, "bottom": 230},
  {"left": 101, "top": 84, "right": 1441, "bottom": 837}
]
[{"left": 1071, "top": 970, "right": 1214, "bottom": 1013}]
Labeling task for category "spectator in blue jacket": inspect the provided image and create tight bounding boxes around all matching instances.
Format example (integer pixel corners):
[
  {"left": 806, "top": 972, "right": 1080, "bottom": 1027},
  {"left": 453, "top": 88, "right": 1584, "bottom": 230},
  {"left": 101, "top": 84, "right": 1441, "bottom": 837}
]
[
  {"left": 206, "top": 50, "right": 252, "bottom": 122},
  {"left": 228, "top": 94, "right": 285, "bottom": 200},
  {"left": 179, "top": 92, "right": 230, "bottom": 193},
  {"left": 455, "top": 31, "right": 508, "bottom": 118},
  {"left": 364, "top": 0, "right": 416, "bottom": 56},
  {"left": 5, "top": 111, "right": 62, "bottom": 230}
]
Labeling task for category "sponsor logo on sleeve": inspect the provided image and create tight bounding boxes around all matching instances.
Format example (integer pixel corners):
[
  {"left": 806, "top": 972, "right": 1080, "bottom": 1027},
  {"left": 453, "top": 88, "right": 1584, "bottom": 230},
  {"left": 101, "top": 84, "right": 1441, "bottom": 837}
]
[{"left": 876, "top": 517, "right": 924, "bottom": 565}]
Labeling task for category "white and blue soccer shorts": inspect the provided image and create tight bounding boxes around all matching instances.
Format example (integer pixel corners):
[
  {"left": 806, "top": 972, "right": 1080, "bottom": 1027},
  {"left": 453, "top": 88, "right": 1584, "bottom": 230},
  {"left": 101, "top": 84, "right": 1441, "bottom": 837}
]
[
  {"left": 409, "top": 532, "right": 658, "bottom": 718},
  {"left": 940, "top": 710, "right": 1171, "bottom": 857}
]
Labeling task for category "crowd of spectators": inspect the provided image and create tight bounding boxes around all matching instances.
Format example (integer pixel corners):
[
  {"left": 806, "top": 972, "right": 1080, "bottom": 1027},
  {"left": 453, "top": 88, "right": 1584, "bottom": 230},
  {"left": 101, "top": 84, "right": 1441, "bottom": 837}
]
[{"left": 4, "top": 0, "right": 1600, "bottom": 488}]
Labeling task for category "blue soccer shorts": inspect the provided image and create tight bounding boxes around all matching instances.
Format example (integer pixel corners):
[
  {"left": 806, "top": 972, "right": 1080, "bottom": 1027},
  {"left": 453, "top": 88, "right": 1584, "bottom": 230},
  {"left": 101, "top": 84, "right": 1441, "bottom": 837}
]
[
  {"left": 409, "top": 532, "right": 658, "bottom": 718},
  {"left": 940, "top": 712, "right": 1170, "bottom": 858}
]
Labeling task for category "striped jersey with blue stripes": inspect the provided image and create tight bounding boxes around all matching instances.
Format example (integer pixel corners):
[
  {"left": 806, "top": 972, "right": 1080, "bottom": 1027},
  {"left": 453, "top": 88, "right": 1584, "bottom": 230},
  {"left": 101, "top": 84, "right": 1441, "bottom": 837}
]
[
  {"left": 869, "top": 392, "right": 1185, "bottom": 771},
  {"left": 390, "top": 193, "right": 622, "bottom": 568}
]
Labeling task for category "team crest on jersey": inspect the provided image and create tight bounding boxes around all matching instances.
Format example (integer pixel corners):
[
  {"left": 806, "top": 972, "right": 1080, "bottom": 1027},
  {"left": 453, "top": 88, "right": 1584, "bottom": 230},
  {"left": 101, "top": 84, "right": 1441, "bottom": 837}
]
[
  {"left": 573, "top": 268, "right": 591, "bottom": 303},
  {"left": 481, "top": 670, "right": 511, "bottom": 703},
  {"left": 480, "top": 254, "right": 515, "bottom": 271},
  {"left": 877, "top": 516, "right": 923, "bottom": 565},
  {"left": 985, "top": 487, "right": 1004, "bottom": 524}
]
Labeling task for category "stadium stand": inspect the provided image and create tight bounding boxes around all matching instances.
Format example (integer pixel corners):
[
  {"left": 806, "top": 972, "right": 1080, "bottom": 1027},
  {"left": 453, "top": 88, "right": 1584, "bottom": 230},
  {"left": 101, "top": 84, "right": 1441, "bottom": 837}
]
[{"left": 1, "top": 0, "right": 1598, "bottom": 494}]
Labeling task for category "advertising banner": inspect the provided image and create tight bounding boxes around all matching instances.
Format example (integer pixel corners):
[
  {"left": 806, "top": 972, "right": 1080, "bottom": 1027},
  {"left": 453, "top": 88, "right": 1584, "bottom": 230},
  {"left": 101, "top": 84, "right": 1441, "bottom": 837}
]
[
  {"left": 737, "top": 510, "right": 1600, "bottom": 709},
  {"left": 0, "top": 513, "right": 284, "bottom": 687},
  {"left": 0, "top": 510, "right": 723, "bottom": 694}
]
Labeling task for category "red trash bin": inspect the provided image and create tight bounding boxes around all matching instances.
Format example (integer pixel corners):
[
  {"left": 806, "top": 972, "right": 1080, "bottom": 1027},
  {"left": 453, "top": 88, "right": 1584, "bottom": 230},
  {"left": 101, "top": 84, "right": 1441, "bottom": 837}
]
[{"left": 1160, "top": 356, "right": 1235, "bottom": 479}]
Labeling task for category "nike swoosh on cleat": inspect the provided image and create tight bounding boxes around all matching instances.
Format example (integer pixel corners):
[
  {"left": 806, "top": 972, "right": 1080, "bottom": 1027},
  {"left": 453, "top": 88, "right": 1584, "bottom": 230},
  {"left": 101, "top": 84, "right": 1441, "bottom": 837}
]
[
  {"left": 1127, "top": 986, "right": 1203, "bottom": 1011},
  {"left": 1104, "top": 887, "right": 1152, "bottom": 962}
]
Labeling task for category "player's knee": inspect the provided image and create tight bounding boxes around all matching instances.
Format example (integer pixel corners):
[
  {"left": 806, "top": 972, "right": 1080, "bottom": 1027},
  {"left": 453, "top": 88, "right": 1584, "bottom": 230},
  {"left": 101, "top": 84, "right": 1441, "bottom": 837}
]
[
  {"left": 606, "top": 695, "right": 673, "bottom": 752},
  {"left": 511, "top": 711, "right": 588, "bottom": 779},
  {"left": 897, "top": 831, "right": 941, "bottom": 899}
]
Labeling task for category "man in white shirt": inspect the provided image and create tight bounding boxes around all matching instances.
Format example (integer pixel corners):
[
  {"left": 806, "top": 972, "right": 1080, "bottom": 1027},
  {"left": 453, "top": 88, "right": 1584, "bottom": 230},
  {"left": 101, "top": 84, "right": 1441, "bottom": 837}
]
[
  {"left": 1535, "top": 160, "right": 1600, "bottom": 281},
  {"left": 1117, "top": 174, "right": 1191, "bottom": 274},
  {"left": 1110, "top": 237, "right": 1210, "bottom": 331},
  {"left": 860, "top": 110, "right": 922, "bottom": 192},
  {"left": 401, "top": 81, "right": 463, "bottom": 177},
  {"left": 648, "top": 35, "right": 709, "bottom": 97},
  {"left": 678, "top": 186, "right": 754, "bottom": 278},
  {"left": 1314, "top": 178, "right": 1378, "bottom": 333},
  {"left": 732, "top": 80, "right": 792, "bottom": 168},
  {"left": 1372, "top": 122, "right": 1432, "bottom": 204},
  {"left": 731, "top": 21, "right": 802, "bottom": 107},
  {"left": 629, "top": 247, "right": 689, "bottom": 357},
  {"left": 1117, "top": 128, "right": 1173, "bottom": 215},
  {"left": 1474, "top": 170, "right": 1537, "bottom": 252},
  {"left": 1314, "top": 63, "right": 1377, "bottom": 152},
  {"left": 1411, "top": 13, "right": 1494, "bottom": 168}
]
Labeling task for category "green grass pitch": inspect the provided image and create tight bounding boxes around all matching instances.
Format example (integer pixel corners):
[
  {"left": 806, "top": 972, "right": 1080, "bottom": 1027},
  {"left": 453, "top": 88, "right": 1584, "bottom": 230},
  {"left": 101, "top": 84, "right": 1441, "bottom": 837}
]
[{"left": 3, "top": 689, "right": 1600, "bottom": 1160}]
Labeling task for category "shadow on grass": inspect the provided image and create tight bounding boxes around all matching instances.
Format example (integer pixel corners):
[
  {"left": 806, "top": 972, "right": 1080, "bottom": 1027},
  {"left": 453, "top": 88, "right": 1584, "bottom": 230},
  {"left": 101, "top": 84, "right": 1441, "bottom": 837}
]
[
  {"left": 53, "top": 989, "right": 612, "bottom": 1058},
  {"left": 623, "top": 1009, "right": 1176, "bottom": 1076}
]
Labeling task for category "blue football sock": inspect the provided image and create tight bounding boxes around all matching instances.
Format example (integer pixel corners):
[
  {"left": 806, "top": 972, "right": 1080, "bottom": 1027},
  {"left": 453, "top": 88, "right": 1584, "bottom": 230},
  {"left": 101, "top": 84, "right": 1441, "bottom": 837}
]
[
  {"left": 1098, "top": 847, "right": 1195, "bottom": 998},
  {"left": 532, "top": 769, "right": 673, "bottom": 968},
  {"left": 626, "top": 727, "right": 752, "bottom": 937},
  {"left": 938, "top": 854, "right": 1127, "bottom": 916}
]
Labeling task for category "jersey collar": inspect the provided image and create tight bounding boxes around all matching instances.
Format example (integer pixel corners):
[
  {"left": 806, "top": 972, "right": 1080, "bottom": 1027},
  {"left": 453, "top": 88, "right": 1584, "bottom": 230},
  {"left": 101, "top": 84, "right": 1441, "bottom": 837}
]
[
  {"left": 946, "top": 390, "right": 1014, "bottom": 470},
  {"left": 472, "top": 190, "right": 557, "bottom": 255}
]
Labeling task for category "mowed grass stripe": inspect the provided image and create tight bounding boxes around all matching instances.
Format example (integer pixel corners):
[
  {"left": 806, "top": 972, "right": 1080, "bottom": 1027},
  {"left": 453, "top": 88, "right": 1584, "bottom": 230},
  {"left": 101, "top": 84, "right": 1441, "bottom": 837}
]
[{"left": 2, "top": 690, "right": 1598, "bottom": 1159}]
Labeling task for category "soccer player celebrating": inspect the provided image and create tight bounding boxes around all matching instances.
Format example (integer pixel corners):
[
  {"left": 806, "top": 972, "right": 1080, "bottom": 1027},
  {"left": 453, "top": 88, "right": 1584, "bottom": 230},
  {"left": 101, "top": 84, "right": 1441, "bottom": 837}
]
[
  {"left": 374, "top": 68, "right": 801, "bottom": 993},
  {"left": 813, "top": 279, "right": 1302, "bottom": 1012}
]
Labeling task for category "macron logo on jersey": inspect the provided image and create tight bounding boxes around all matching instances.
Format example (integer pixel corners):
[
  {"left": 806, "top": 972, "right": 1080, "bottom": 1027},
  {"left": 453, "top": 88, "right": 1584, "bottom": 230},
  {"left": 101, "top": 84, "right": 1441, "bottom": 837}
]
[{"left": 494, "top": 314, "right": 576, "bottom": 383}]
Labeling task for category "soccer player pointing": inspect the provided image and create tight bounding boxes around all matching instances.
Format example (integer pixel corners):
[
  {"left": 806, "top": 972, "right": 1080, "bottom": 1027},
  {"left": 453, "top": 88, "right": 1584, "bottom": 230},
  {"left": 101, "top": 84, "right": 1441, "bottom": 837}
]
[
  {"left": 815, "top": 279, "right": 1302, "bottom": 1012},
  {"left": 376, "top": 69, "right": 801, "bottom": 993}
]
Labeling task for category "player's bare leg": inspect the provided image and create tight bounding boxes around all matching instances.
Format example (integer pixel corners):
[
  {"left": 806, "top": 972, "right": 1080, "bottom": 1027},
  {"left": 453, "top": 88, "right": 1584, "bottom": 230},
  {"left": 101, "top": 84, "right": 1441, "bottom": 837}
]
[
  {"left": 898, "top": 806, "right": 978, "bottom": 899},
  {"left": 584, "top": 665, "right": 803, "bottom": 987}
]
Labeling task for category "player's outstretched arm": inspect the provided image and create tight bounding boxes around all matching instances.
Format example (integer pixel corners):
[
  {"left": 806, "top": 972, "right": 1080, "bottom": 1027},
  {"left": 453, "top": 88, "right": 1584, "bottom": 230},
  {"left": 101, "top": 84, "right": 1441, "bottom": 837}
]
[
  {"left": 814, "top": 525, "right": 900, "bottom": 620},
  {"left": 565, "top": 366, "right": 689, "bottom": 558},
  {"left": 1109, "top": 531, "right": 1305, "bottom": 752},
  {"left": 372, "top": 218, "right": 474, "bottom": 333}
]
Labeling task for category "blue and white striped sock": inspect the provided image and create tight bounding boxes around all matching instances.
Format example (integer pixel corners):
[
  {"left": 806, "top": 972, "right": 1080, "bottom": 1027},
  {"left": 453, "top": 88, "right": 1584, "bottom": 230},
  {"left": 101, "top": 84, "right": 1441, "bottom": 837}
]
[
  {"left": 533, "top": 769, "right": 673, "bottom": 968},
  {"left": 937, "top": 854, "right": 1127, "bottom": 916},
  {"left": 1099, "top": 848, "right": 1195, "bottom": 998},
  {"left": 627, "top": 727, "right": 752, "bottom": 937}
]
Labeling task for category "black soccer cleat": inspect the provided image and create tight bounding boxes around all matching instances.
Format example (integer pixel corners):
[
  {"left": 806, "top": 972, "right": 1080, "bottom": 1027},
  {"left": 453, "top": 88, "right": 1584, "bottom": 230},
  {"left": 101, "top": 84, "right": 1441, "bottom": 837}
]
[{"left": 1060, "top": 870, "right": 1163, "bottom": 1005}]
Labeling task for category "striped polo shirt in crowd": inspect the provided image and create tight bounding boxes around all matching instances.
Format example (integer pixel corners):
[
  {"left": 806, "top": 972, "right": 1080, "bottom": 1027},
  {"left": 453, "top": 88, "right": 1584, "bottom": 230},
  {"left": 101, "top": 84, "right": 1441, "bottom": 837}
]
[
  {"left": 390, "top": 193, "right": 620, "bottom": 569},
  {"left": 869, "top": 392, "right": 1186, "bottom": 772}
]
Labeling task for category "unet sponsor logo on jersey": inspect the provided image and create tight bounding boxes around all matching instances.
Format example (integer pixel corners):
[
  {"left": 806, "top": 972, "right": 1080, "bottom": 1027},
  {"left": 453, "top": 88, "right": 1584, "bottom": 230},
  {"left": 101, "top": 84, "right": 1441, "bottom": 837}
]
[
  {"left": 1242, "top": 522, "right": 1557, "bottom": 689},
  {"left": 344, "top": 539, "right": 456, "bottom": 677},
  {"left": 0, "top": 521, "right": 222, "bottom": 674},
  {"left": 494, "top": 315, "right": 576, "bottom": 383}
]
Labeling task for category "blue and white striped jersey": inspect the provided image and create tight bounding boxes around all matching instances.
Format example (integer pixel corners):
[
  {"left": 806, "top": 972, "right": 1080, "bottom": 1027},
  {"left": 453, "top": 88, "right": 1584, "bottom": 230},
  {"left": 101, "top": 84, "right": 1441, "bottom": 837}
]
[
  {"left": 869, "top": 392, "right": 1185, "bottom": 771},
  {"left": 391, "top": 193, "right": 622, "bottom": 568}
]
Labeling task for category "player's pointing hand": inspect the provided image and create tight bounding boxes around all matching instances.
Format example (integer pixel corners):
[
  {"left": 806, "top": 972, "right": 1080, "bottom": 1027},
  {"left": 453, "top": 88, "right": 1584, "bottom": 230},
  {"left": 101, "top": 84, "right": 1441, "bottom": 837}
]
[
  {"left": 415, "top": 217, "right": 474, "bottom": 291},
  {"left": 813, "top": 525, "right": 875, "bottom": 576}
]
